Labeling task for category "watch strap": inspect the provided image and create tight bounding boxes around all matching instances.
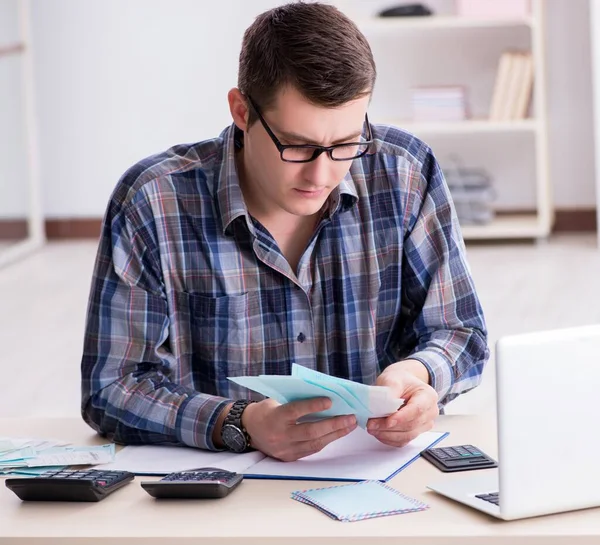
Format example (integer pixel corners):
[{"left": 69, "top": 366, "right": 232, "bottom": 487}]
[{"left": 223, "top": 399, "right": 255, "bottom": 450}]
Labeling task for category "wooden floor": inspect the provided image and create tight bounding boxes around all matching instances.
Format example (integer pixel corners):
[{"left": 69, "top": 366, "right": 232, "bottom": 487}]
[{"left": 0, "top": 235, "right": 598, "bottom": 419}]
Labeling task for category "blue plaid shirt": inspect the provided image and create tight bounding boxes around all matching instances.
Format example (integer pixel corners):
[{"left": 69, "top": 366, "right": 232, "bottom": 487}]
[{"left": 81, "top": 122, "right": 489, "bottom": 451}]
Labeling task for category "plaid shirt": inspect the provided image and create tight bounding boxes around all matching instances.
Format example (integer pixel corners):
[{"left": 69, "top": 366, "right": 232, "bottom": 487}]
[{"left": 81, "top": 122, "right": 489, "bottom": 451}]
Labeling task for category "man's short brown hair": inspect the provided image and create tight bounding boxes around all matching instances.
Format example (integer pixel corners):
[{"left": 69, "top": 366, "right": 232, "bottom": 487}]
[{"left": 238, "top": 2, "right": 376, "bottom": 124}]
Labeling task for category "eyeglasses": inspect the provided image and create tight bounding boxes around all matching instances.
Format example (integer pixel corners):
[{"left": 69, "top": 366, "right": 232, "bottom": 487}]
[{"left": 246, "top": 95, "right": 373, "bottom": 163}]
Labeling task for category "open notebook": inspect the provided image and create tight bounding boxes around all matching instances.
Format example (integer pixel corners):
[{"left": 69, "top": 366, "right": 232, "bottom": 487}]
[{"left": 95, "top": 428, "right": 447, "bottom": 482}]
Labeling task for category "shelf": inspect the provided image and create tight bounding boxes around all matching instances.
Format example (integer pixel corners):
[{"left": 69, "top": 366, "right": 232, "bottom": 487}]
[
  {"left": 356, "top": 15, "right": 534, "bottom": 32},
  {"left": 388, "top": 119, "right": 538, "bottom": 135},
  {"left": 0, "top": 42, "right": 25, "bottom": 58},
  {"left": 461, "top": 213, "right": 546, "bottom": 240}
]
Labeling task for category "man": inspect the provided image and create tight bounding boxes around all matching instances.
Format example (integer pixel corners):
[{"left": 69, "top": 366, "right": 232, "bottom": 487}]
[{"left": 81, "top": 2, "right": 489, "bottom": 462}]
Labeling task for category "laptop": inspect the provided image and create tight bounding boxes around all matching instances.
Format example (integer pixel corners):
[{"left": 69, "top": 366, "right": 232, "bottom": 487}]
[{"left": 427, "top": 324, "right": 600, "bottom": 520}]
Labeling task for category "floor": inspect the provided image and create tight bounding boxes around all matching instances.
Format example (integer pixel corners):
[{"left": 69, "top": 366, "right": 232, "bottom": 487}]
[{"left": 0, "top": 235, "right": 598, "bottom": 419}]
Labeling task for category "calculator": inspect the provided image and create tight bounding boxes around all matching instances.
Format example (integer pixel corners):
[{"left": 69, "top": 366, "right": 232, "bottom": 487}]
[
  {"left": 421, "top": 444, "right": 498, "bottom": 472},
  {"left": 5, "top": 469, "right": 135, "bottom": 502},
  {"left": 140, "top": 467, "right": 243, "bottom": 499}
]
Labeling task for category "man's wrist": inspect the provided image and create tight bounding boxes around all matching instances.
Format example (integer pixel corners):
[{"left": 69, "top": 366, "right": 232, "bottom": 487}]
[
  {"left": 388, "top": 359, "right": 431, "bottom": 385},
  {"left": 212, "top": 402, "right": 234, "bottom": 449}
]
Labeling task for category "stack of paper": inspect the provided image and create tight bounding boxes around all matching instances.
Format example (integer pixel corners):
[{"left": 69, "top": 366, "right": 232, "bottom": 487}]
[
  {"left": 0, "top": 438, "right": 116, "bottom": 476},
  {"left": 228, "top": 364, "right": 404, "bottom": 428}
]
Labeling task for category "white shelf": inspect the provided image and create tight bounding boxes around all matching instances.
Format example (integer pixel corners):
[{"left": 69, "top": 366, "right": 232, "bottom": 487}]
[
  {"left": 388, "top": 119, "right": 538, "bottom": 135},
  {"left": 0, "top": 42, "right": 24, "bottom": 58},
  {"left": 356, "top": 15, "right": 534, "bottom": 32},
  {"left": 461, "top": 214, "right": 545, "bottom": 240}
]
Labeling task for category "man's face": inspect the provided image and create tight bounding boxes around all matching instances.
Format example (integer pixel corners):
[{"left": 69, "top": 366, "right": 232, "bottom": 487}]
[{"left": 242, "top": 86, "right": 370, "bottom": 219}]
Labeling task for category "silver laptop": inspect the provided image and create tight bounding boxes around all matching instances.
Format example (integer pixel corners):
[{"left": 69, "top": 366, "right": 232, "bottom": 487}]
[{"left": 427, "top": 324, "right": 600, "bottom": 520}]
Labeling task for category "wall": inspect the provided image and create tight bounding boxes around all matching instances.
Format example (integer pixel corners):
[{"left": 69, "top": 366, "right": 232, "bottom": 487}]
[
  {"left": 6, "top": 0, "right": 597, "bottom": 219},
  {"left": 0, "top": 0, "right": 29, "bottom": 218}
]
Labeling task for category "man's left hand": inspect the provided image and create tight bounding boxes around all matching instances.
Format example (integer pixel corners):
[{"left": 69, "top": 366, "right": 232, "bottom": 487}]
[{"left": 367, "top": 361, "right": 439, "bottom": 447}]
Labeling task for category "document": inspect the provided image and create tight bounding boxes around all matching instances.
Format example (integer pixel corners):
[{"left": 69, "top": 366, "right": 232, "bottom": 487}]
[
  {"left": 229, "top": 364, "right": 405, "bottom": 429},
  {"left": 0, "top": 438, "right": 116, "bottom": 475},
  {"left": 95, "top": 428, "right": 447, "bottom": 482}
]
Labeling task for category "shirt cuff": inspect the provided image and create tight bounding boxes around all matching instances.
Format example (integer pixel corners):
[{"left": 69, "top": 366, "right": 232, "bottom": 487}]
[
  {"left": 408, "top": 351, "right": 454, "bottom": 404},
  {"left": 176, "top": 394, "right": 231, "bottom": 451}
]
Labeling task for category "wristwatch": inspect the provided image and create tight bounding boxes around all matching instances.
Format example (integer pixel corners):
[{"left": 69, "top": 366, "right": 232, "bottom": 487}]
[{"left": 221, "top": 400, "right": 255, "bottom": 453}]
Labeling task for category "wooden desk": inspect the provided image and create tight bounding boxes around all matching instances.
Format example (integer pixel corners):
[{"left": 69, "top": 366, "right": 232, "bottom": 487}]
[{"left": 1, "top": 416, "right": 599, "bottom": 544}]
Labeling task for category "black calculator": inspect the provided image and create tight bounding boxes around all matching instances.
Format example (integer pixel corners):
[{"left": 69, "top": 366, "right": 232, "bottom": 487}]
[
  {"left": 5, "top": 469, "right": 135, "bottom": 502},
  {"left": 421, "top": 444, "right": 498, "bottom": 472},
  {"left": 140, "top": 467, "right": 243, "bottom": 499}
]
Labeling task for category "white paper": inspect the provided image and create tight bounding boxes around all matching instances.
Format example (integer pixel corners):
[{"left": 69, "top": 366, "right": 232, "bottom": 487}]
[
  {"left": 26, "top": 445, "right": 115, "bottom": 467},
  {"left": 95, "top": 445, "right": 264, "bottom": 475},
  {"left": 96, "top": 429, "right": 445, "bottom": 481},
  {"left": 245, "top": 428, "right": 445, "bottom": 481}
]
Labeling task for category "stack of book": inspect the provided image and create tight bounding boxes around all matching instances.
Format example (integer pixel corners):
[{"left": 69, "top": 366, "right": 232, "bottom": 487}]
[
  {"left": 489, "top": 50, "right": 534, "bottom": 120},
  {"left": 411, "top": 86, "right": 467, "bottom": 122}
]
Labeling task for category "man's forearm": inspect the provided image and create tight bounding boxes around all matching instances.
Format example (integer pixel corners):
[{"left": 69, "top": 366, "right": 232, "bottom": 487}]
[
  {"left": 385, "top": 358, "right": 431, "bottom": 384},
  {"left": 211, "top": 402, "right": 234, "bottom": 448}
]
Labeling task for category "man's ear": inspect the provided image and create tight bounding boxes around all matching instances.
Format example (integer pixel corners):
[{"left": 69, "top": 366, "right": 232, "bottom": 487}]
[{"left": 228, "top": 88, "right": 249, "bottom": 131}]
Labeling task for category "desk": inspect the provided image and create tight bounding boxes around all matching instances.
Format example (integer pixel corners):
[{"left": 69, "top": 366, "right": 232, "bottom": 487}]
[{"left": 1, "top": 416, "right": 599, "bottom": 545}]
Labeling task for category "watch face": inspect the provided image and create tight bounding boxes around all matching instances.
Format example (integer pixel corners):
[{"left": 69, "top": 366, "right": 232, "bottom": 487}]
[{"left": 222, "top": 424, "right": 247, "bottom": 453}]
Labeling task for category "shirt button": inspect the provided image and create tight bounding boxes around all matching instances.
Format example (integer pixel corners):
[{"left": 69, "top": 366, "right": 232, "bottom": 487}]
[{"left": 297, "top": 333, "right": 306, "bottom": 343}]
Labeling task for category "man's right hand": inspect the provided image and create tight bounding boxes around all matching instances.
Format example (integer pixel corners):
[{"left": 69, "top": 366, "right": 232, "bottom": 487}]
[{"left": 241, "top": 397, "right": 357, "bottom": 462}]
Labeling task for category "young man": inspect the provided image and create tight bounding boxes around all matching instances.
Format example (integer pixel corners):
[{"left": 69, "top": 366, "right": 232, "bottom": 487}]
[{"left": 81, "top": 2, "right": 488, "bottom": 462}]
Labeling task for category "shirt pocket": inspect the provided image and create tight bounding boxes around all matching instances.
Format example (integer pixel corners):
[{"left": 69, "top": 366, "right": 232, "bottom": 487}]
[{"left": 187, "top": 291, "right": 265, "bottom": 391}]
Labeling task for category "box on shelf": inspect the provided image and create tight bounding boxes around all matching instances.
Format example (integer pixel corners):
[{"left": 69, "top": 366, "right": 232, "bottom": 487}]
[
  {"left": 456, "top": 0, "right": 529, "bottom": 19},
  {"left": 411, "top": 86, "right": 467, "bottom": 123}
]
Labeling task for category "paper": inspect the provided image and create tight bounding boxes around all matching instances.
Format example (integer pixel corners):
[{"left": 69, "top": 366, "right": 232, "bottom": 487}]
[
  {"left": 95, "top": 428, "right": 447, "bottom": 482},
  {"left": 95, "top": 445, "right": 264, "bottom": 475},
  {"left": 245, "top": 428, "right": 446, "bottom": 481},
  {"left": 0, "top": 437, "right": 115, "bottom": 475},
  {"left": 25, "top": 445, "right": 115, "bottom": 467},
  {"left": 291, "top": 480, "right": 429, "bottom": 522},
  {"left": 228, "top": 364, "right": 404, "bottom": 429}
]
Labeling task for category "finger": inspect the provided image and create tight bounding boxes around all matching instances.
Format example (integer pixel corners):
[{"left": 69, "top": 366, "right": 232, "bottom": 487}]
[
  {"left": 278, "top": 397, "right": 333, "bottom": 423},
  {"left": 294, "top": 422, "right": 358, "bottom": 458},
  {"left": 366, "top": 416, "right": 388, "bottom": 432},
  {"left": 290, "top": 414, "right": 357, "bottom": 443},
  {"left": 371, "top": 422, "right": 433, "bottom": 447},
  {"left": 387, "top": 391, "right": 437, "bottom": 429}
]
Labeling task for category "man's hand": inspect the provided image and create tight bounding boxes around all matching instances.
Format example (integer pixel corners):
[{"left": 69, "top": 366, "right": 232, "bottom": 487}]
[
  {"left": 241, "top": 398, "right": 357, "bottom": 462},
  {"left": 367, "top": 360, "right": 439, "bottom": 447}
]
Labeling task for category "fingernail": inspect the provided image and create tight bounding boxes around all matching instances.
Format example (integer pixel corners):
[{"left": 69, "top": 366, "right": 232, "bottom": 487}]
[
  {"left": 369, "top": 422, "right": 380, "bottom": 431},
  {"left": 387, "top": 419, "right": 397, "bottom": 429},
  {"left": 346, "top": 416, "right": 357, "bottom": 427}
]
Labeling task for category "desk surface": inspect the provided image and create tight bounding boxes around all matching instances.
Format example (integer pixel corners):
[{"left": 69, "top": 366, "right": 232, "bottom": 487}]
[{"left": 0, "top": 416, "right": 599, "bottom": 545}]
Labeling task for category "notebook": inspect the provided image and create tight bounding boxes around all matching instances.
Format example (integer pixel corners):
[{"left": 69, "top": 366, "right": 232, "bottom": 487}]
[
  {"left": 291, "top": 480, "right": 429, "bottom": 521},
  {"left": 95, "top": 427, "right": 447, "bottom": 482}
]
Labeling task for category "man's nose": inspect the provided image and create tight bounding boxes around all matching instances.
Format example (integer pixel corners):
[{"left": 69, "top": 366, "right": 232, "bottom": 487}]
[{"left": 303, "top": 152, "right": 333, "bottom": 186}]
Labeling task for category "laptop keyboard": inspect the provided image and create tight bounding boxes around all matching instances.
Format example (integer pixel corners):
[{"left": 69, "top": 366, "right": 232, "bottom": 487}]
[{"left": 476, "top": 492, "right": 500, "bottom": 506}]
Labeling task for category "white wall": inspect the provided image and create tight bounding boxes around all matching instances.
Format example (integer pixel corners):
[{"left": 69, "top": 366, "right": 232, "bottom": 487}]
[
  {"left": 13, "top": 0, "right": 599, "bottom": 218},
  {"left": 0, "top": 0, "right": 29, "bottom": 218},
  {"left": 31, "top": 0, "right": 280, "bottom": 218}
]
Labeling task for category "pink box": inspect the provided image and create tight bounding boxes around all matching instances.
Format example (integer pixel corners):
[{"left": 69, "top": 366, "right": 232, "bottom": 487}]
[{"left": 456, "top": 0, "right": 530, "bottom": 18}]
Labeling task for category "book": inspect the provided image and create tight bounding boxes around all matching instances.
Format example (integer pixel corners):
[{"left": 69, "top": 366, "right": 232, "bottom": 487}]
[{"left": 489, "top": 50, "right": 534, "bottom": 121}]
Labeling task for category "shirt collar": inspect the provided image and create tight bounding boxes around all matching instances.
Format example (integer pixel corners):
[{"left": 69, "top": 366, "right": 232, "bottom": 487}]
[{"left": 216, "top": 122, "right": 359, "bottom": 236}]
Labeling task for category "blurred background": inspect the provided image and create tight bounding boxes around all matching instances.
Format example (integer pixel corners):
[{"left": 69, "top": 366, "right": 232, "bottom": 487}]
[{"left": 1, "top": 0, "right": 599, "bottom": 419}]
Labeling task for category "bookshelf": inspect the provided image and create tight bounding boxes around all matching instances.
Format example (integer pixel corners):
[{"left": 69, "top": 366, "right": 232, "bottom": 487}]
[{"left": 336, "top": 0, "right": 552, "bottom": 241}]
